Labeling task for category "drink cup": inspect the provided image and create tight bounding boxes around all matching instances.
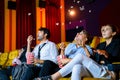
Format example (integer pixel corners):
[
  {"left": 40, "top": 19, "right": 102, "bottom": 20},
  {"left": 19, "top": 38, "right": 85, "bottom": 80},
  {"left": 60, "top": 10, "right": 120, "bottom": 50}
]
[
  {"left": 57, "top": 55, "right": 66, "bottom": 68},
  {"left": 27, "top": 52, "right": 34, "bottom": 64}
]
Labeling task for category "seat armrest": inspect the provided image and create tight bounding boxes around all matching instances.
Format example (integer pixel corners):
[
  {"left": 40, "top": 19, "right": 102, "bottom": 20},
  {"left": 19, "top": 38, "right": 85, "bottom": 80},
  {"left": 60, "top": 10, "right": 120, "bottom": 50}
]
[
  {"left": 112, "top": 62, "right": 120, "bottom": 64},
  {"left": 107, "top": 63, "right": 120, "bottom": 71},
  {"left": 107, "top": 62, "right": 120, "bottom": 79}
]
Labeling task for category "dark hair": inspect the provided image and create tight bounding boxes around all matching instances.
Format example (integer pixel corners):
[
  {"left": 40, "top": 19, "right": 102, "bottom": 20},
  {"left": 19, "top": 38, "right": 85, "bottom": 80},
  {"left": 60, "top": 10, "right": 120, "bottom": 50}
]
[
  {"left": 82, "top": 30, "right": 89, "bottom": 38},
  {"left": 105, "top": 24, "right": 119, "bottom": 39},
  {"left": 19, "top": 46, "right": 33, "bottom": 62},
  {"left": 39, "top": 27, "right": 50, "bottom": 39},
  {"left": 81, "top": 30, "right": 91, "bottom": 44},
  {"left": 106, "top": 24, "right": 117, "bottom": 32}
]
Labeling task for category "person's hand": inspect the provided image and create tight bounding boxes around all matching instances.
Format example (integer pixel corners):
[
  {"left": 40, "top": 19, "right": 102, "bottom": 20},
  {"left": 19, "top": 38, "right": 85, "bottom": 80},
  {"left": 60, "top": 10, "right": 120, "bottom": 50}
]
[
  {"left": 18, "top": 48, "right": 24, "bottom": 58},
  {"left": 60, "top": 58, "right": 70, "bottom": 66},
  {"left": 27, "top": 35, "right": 34, "bottom": 45},
  {"left": 81, "top": 40, "right": 86, "bottom": 47},
  {"left": 57, "top": 59, "right": 63, "bottom": 67},
  {"left": 59, "top": 42, "right": 66, "bottom": 50},
  {"left": 34, "top": 58, "right": 40, "bottom": 64},
  {"left": 94, "top": 49, "right": 108, "bottom": 58}
]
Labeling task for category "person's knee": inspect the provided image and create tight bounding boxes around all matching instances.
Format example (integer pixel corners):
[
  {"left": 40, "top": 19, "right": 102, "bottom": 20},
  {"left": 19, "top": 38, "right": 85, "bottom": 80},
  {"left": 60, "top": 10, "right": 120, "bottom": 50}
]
[
  {"left": 73, "top": 64, "right": 82, "bottom": 69},
  {"left": 43, "top": 60, "right": 57, "bottom": 67},
  {"left": 72, "top": 64, "right": 82, "bottom": 73},
  {"left": 44, "top": 60, "right": 53, "bottom": 64}
]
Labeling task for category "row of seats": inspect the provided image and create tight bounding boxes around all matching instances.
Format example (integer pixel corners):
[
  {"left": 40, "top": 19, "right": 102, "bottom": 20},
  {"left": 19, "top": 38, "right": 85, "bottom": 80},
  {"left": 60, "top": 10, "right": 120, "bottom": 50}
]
[
  {"left": 0, "top": 36, "right": 119, "bottom": 80},
  {"left": 0, "top": 50, "right": 19, "bottom": 68}
]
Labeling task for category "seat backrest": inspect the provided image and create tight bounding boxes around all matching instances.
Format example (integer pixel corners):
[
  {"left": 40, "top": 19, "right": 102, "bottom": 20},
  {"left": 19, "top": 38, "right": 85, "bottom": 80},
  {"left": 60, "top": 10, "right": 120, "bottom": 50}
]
[
  {"left": 90, "top": 36, "right": 100, "bottom": 49},
  {"left": 90, "top": 36, "right": 106, "bottom": 49},
  {"left": 0, "top": 52, "right": 9, "bottom": 67},
  {"left": 57, "top": 42, "right": 70, "bottom": 50},
  {"left": 8, "top": 50, "right": 19, "bottom": 59},
  {"left": 5, "top": 50, "right": 19, "bottom": 67}
]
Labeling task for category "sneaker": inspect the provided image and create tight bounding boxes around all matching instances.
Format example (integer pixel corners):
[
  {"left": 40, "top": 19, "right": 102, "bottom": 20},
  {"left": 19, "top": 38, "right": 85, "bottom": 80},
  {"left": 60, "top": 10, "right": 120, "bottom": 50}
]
[
  {"left": 41, "top": 76, "right": 52, "bottom": 80},
  {"left": 33, "top": 76, "right": 52, "bottom": 80},
  {"left": 107, "top": 71, "right": 116, "bottom": 80}
]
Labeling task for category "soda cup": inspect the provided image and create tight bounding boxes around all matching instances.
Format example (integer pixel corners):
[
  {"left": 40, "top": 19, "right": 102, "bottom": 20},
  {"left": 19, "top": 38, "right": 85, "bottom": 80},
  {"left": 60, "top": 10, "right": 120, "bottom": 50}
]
[
  {"left": 57, "top": 55, "right": 66, "bottom": 68},
  {"left": 27, "top": 52, "right": 34, "bottom": 64}
]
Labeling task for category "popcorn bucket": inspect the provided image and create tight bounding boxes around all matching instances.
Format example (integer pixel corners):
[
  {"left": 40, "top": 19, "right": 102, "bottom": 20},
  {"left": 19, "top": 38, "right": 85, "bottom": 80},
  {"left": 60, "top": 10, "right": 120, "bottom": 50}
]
[
  {"left": 26, "top": 52, "right": 34, "bottom": 64},
  {"left": 57, "top": 55, "right": 66, "bottom": 68}
]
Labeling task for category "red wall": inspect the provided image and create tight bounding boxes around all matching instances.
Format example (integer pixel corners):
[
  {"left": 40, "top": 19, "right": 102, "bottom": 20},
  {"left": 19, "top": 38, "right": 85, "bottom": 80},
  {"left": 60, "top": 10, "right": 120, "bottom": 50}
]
[{"left": 99, "top": 0, "right": 120, "bottom": 33}]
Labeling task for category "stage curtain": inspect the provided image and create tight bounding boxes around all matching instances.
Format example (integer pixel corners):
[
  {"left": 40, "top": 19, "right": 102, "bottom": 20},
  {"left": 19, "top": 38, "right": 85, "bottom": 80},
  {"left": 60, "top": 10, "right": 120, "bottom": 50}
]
[
  {"left": 46, "top": 0, "right": 61, "bottom": 43},
  {"left": 0, "top": 0, "right": 4, "bottom": 52},
  {"left": 16, "top": 0, "right": 36, "bottom": 49}
]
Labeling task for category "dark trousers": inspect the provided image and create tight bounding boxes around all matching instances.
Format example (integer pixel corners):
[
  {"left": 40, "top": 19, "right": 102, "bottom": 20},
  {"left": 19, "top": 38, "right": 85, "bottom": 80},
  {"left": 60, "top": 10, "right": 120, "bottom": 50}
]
[
  {"left": 0, "top": 68, "right": 12, "bottom": 80},
  {"left": 39, "top": 60, "right": 60, "bottom": 77},
  {"left": 0, "top": 70, "right": 9, "bottom": 80},
  {"left": 21, "top": 60, "right": 59, "bottom": 80},
  {"left": 39, "top": 60, "right": 71, "bottom": 77},
  {"left": 0, "top": 66, "right": 13, "bottom": 80},
  {"left": 21, "top": 65, "right": 41, "bottom": 80},
  {"left": 11, "top": 60, "right": 70, "bottom": 80}
]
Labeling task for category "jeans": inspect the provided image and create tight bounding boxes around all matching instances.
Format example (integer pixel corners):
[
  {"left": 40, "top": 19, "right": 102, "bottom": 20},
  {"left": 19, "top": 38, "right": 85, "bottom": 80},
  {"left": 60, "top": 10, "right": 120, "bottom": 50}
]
[
  {"left": 58, "top": 54, "right": 111, "bottom": 80},
  {"left": 0, "top": 69, "right": 10, "bottom": 80}
]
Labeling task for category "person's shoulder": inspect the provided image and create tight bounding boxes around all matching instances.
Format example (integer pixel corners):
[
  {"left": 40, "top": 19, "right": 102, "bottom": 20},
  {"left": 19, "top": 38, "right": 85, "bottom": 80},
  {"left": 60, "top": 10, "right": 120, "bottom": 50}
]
[
  {"left": 113, "top": 38, "right": 120, "bottom": 42},
  {"left": 112, "top": 38, "right": 120, "bottom": 45},
  {"left": 67, "top": 43, "right": 75, "bottom": 46},
  {"left": 65, "top": 43, "right": 76, "bottom": 48},
  {"left": 47, "top": 41, "right": 56, "bottom": 45},
  {"left": 96, "top": 41, "right": 106, "bottom": 48},
  {"left": 34, "top": 44, "right": 40, "bottom": 48},
  {"left": 98, "top": 41, "right": 106, "bottom": 45},
  {"left": 86, "top": 45, "right": 92, "bottom": 48}
]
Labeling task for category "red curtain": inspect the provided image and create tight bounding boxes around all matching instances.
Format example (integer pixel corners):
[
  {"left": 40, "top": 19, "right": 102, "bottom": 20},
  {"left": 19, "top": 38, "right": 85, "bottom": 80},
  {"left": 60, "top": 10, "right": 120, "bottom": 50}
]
[
  {"left": 0, "top": 0, "right": 4, "bottom": 52},
  {"left": 46, "top": 0, "right": 61, "bottom": 43},
  {"left": 16, "top": 0, "right": 36, "bottom": 49}
]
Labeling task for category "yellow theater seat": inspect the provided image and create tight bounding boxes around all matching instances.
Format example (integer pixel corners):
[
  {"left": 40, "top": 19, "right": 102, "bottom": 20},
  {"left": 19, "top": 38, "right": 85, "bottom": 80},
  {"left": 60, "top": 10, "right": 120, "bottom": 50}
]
[
  {"left": 59, "top": 77, "right": 108, "bottom": 80},
  {"left": 57, "top": 42, "right": 70, "bottom": 50},
  {"left": 59, "top": 78, "right": 70, "bottom": 80},
  {"left": 5, "top": 50, "right": 19, "bottom": 67},
  {"left": 90, "top": 36, "right": 100, "bottom": 49},
  {"left": 99, "top": 37, "right": 105, "bottom": 43},
  {"left": 0, "top": 52, "right": 9, "bottom": 68},
  {"left": 8, "top": 50, "right": 19, "bottom": 59},
  {"left": 90, "top": 36, "right": 105, "bottom": 49}
]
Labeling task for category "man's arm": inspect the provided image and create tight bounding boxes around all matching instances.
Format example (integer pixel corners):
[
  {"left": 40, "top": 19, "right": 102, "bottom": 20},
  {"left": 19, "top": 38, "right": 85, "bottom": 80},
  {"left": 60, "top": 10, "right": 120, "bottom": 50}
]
[{"left": 27, "top": 35, "right": 34, "bottom": 53}]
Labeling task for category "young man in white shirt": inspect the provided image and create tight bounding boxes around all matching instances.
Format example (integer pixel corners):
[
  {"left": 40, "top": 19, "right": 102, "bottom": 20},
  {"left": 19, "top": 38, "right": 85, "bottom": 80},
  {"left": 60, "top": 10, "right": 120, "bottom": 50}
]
[{"left": 22, "top": 27, "right": 58, "bottom": 80}]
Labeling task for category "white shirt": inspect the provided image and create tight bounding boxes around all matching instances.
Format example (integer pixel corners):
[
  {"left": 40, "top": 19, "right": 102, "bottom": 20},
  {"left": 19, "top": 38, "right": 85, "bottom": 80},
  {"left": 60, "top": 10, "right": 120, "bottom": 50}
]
[{"left": 32, "top": 40, "right": 58, "bottom": 64}]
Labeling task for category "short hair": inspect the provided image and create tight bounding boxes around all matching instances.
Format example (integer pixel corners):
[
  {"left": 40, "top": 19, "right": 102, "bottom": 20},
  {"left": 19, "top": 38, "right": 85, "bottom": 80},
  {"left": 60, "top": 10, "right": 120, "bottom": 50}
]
[
  {"left": 81, "top": 30, "right": 91, "bottom": 44},
  {"left": 105, "top": 24, "right": 117, "bottom": 33},
  {"left": 105, "top": 24, "right": 119, "bottom": 39},
  {"left": 81, "top": 30, "right": 89, "bottom": 38},
  {"left": 38, "top": 27, "right": 50, "bottom": 39}
]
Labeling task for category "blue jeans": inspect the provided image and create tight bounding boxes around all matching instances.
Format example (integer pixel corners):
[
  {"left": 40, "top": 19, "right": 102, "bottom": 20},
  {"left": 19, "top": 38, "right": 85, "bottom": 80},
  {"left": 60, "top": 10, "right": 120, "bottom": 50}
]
[
  {"left": 58, "top": 54, "right": 111, "bottom": 80},
  {"left": 0, "top": 69, "right": 10, "bottom": 80}
]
